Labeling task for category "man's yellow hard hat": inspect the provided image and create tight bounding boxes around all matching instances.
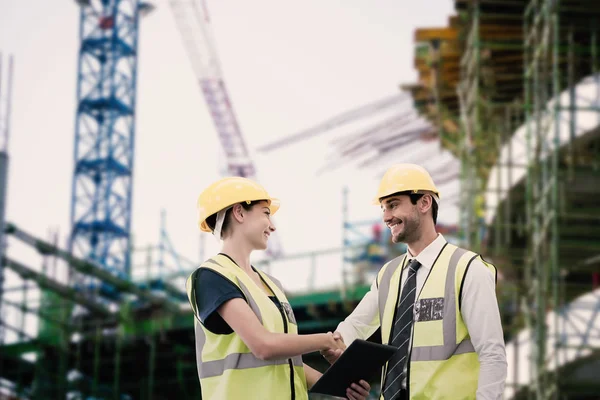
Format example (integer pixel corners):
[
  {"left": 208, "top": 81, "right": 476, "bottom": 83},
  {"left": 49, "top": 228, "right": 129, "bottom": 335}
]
[
  {"left": 373, "top": 163, "right": 440, "bottom": 205},
  {"left": 197, "top": 177, "right": 280, "bottom": 232}
]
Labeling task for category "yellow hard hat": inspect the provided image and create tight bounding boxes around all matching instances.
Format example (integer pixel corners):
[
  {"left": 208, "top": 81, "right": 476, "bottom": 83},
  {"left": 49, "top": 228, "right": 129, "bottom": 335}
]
[
  {"left": 373, "top": 163, "right": 440, "bottom": 205},
  {"left": 197, "top": 177, "right": 280, "bottom": 232}
]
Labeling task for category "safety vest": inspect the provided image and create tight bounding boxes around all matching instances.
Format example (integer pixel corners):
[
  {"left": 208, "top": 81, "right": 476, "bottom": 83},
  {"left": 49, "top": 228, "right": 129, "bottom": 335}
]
[
  {"left": 185, "top": 254, "right": 308, "bottom": 400},
  {"left": 376, "top": 243, "right": 496, "bottom": 400}
]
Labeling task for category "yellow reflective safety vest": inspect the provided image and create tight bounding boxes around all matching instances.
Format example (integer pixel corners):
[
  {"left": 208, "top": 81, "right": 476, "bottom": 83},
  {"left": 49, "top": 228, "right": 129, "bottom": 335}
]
[
  {"left": 376, "top": 243, "right": 497, "bottom": 400},
  {"left": 185, "top": 254, "right": 308, "bottom": 400}
]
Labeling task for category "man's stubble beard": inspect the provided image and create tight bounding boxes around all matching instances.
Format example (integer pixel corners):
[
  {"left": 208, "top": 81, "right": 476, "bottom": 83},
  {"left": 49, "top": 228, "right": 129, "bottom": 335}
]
[{"left": 392, "top": 214, "right": 421, "bottom": 244}]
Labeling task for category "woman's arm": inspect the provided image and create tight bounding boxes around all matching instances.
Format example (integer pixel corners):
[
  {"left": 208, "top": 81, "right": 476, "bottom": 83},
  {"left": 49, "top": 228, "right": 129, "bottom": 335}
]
[
  {"left": 218, "top": 298, "right": 339, "bottom": 360},
  {"left": 303, "top": 364, "right": 322, "bottom": 388}
]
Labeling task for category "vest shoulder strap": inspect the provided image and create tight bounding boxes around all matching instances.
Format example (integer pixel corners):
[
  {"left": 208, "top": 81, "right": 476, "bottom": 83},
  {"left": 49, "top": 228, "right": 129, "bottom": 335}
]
[
  {"left": 202, "top": 255, "right": 239, "bottom": 281},
  {"left": 479, "top": 255, "right": 498, "bottom": 284},
  {"left": 376, "top": 254, "right": 405, "bottom": 288},
  {"left": 376, "top": 254, "right": 407, "bottom": 324},
  {"left": 456, "top": 251, "right": 497, "bottom": 311},
  {"left": 185, "top": 256, "right": 245, "bottom": 322},
  {"left": 259, "top": 270, "right": 287, "bottom": 299}
]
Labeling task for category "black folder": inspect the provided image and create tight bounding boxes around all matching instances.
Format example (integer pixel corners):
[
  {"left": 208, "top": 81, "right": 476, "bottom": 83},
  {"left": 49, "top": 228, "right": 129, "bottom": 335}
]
[{"left": 309, "top": 339, "right": 397, "bottom": 398}]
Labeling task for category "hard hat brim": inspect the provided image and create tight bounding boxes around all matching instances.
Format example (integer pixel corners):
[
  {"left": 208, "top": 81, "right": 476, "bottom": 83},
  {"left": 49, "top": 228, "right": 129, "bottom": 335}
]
[
  {"left": 199, "top": 220, "right": 212, "bottom": 232},
  {"left": 268, "top": 197, "right": 280, "bottom": 215},
  {"left": 372, "top": 190, "right": 440, "bottom": 205}
]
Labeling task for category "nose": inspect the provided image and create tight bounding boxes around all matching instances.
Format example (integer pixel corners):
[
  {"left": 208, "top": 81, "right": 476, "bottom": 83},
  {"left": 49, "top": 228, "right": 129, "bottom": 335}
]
[
  {"left": 383, "top": 208, "right": 393, "bottom": 224},
  {"left": 269, "top": 223, "right": 276, "bottom": 232}
]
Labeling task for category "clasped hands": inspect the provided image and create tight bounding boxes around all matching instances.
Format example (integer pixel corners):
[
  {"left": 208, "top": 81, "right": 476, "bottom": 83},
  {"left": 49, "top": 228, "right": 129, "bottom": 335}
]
[
  {"left": 321, "top": 331, "right": 346, "bottom": 361},
  {"left": 321, "top": 332, "right": 370, "bottom": 400}
]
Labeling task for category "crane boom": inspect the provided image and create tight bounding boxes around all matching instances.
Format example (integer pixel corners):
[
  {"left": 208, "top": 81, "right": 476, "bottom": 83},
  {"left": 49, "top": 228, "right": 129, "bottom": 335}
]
[
  {"left": 168, "top": 0, "right": 282, "bottom": 256},
  {"left": 257, "top": 93, "right": 410, "bottom": 153},
  {"left": 169, "top": 0, "right": 256, "bottom": 178}
]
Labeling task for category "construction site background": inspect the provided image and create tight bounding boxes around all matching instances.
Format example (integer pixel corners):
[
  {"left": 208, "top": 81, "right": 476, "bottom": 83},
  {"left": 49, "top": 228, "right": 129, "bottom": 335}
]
[{"left": 1, "top": 1, "right": 600, "bottom": 399}]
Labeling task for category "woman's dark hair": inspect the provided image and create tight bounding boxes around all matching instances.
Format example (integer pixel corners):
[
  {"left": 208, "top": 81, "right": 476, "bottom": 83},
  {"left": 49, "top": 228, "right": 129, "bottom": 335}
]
[
  {"left": 205, "top": 200, "right": 262, "bottom": 235},
  {"left": 384, "top": 191, "right": 438, "bottom": 224}
]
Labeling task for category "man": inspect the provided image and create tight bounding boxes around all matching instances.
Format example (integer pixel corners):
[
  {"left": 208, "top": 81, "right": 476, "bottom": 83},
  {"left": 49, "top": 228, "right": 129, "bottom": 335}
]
[{"left": 325, "top": 163, "right": 507, "bottom": 400}]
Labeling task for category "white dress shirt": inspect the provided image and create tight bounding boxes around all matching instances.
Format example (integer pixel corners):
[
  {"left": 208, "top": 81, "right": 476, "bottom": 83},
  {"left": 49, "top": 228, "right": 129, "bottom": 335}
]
[{"left": 336, "top": 234, "right": 507, "bottom": 400}]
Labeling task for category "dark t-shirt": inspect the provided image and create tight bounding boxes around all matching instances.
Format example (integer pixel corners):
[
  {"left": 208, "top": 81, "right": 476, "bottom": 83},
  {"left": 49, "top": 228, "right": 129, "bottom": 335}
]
[{"left": 194, "top": 255, "right": 283, "bottom": 334}]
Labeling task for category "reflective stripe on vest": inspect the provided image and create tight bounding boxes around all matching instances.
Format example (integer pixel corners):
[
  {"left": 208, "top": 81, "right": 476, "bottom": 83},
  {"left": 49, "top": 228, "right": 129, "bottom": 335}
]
[
  {"left": 185, "top": 255, "right": 308, "bottom": 400},
  {"left": 377, "top": 254, "right": 407, "bottom": 325},
  {"left": 193, "top": 324, "right": 303, "bottom": 379}
]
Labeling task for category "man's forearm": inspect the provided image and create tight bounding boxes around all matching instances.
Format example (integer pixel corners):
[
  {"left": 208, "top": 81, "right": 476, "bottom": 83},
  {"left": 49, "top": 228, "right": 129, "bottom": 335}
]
[{"left": 336, "top": 280, "right": 380, "bottom": 344}]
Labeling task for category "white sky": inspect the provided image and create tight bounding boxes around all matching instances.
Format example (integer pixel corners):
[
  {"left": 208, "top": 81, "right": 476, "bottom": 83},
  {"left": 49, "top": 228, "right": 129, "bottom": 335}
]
[{"left": 0, "top": 0, "right": 457, "bottom": 297}]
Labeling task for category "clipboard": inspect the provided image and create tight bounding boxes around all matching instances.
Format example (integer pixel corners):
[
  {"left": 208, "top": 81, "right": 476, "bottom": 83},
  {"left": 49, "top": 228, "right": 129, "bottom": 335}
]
[{"left": 309, "top": 339, "right": 397, "bottom": 398}]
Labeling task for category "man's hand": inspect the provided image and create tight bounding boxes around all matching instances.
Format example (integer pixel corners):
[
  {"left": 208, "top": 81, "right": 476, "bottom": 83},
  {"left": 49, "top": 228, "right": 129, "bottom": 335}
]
[
  {"left": 346, "top": 380, "right": 371, "bottom": 400},
  {"left": 320, "top": 331, "right": 346, "bottom": 364}
]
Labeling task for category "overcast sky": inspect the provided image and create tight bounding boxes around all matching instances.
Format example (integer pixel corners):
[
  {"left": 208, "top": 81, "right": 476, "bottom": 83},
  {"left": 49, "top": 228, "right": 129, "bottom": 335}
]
[{"left": 0, "top": 0, "right": 456, "bottom": 299}]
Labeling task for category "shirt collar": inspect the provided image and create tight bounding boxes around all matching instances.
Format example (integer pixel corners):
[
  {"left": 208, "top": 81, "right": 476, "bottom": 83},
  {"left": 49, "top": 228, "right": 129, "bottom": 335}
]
[{"left": 405, "top": 233, "right": 447, "bottom": 271}]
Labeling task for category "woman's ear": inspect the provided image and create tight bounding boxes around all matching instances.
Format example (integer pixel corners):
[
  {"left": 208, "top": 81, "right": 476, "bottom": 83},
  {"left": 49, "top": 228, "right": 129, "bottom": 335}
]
[{"left": 231, "top": 203, "right": 245, "bottom": 224}]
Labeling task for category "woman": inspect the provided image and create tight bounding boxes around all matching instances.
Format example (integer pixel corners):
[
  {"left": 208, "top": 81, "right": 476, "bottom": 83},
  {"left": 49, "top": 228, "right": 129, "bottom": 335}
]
[{"left": 186, "top": 177, "right": 371, "bottom": 400}]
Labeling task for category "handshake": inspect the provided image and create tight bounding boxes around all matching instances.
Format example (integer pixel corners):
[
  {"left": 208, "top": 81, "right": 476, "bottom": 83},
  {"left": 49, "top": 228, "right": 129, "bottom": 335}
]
[{"left": 320, "top": 331, "right": 346, "bottom": 364}]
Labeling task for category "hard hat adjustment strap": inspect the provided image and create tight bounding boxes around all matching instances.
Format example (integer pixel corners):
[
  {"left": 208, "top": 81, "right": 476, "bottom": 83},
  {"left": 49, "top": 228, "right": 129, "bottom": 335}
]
[{"left": 213, "top": 206, "right": 233, "bottom": 242}]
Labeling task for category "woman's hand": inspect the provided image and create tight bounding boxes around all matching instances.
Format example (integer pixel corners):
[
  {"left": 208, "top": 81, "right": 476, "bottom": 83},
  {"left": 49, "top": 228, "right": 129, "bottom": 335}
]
[
  {"left": 321, "top": 331, "right": 346, "bottom": 364},
  {"left": 321, "top": 331, "right": 344, "bottom": 356}
]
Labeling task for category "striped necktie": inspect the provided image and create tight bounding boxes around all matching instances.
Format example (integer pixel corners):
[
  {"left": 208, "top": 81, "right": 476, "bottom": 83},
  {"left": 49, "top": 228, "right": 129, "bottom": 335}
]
[{"left": 382, "top": 259, "right": 422, "bottom": 400}]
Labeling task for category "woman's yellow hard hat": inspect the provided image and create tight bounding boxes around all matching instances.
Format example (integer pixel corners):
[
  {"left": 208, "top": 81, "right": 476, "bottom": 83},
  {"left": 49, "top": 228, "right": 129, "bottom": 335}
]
[{"left": 197, "top": 177, "right": 280, "bottom": 232}]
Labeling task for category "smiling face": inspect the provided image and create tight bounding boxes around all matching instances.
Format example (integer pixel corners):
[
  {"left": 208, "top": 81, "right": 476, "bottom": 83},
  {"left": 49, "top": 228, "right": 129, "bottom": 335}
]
[
  {"left": 380, "top": 194, "right": 422, "bottom": 244},
  {"left": 234, "top": 200, "right": 276, "bottom": 250}
]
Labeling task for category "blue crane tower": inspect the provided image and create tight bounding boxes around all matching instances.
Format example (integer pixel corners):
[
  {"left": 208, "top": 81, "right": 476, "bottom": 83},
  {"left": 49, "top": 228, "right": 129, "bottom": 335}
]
[{"left": 69, "top": 0, "right": 153, "bottom": 298}]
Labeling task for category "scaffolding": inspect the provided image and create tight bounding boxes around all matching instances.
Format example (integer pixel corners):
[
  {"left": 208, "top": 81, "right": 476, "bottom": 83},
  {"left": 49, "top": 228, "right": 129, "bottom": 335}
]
[
  {"left": 520, "top": 1, "right": 600, "bottom": 397},
  {"left": 0, "top": 221, "right": 202, "bottom": 399},
  {"left": 455, "top": 0, "right": 527, "bottom": 363},
  {"left": 522, "top": 1, "right": 561, "bottom": 397},
  {"left": 405, "top": 0, "right": 600, "bottom": 398},
  {"left": 457, "top": 2, "right": 483, "bottom": 252}
]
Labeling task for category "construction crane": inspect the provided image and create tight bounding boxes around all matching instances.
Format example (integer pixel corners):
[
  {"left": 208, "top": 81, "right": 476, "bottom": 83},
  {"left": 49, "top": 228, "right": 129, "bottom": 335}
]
[
  {"left": 168, "top": 0, "right": 283, "bottom": 257},
  {"left": 69, "top": 0, "right": 155, "bottom": 298}
]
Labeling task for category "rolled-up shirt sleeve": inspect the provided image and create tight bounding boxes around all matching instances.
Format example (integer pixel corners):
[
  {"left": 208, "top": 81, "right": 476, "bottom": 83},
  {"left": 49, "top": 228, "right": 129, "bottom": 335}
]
[
  {"left": 336, "top": 279, "right": 381, "bottom": 345},
  {"left": 461, "top": 259, "right": 508, "bottom": 400}
]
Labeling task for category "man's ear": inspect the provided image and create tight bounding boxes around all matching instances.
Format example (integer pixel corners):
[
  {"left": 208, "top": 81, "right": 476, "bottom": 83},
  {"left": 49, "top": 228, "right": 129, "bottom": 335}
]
[{"left": 419, "top": 194, "right": 433, "bottom": 215}]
